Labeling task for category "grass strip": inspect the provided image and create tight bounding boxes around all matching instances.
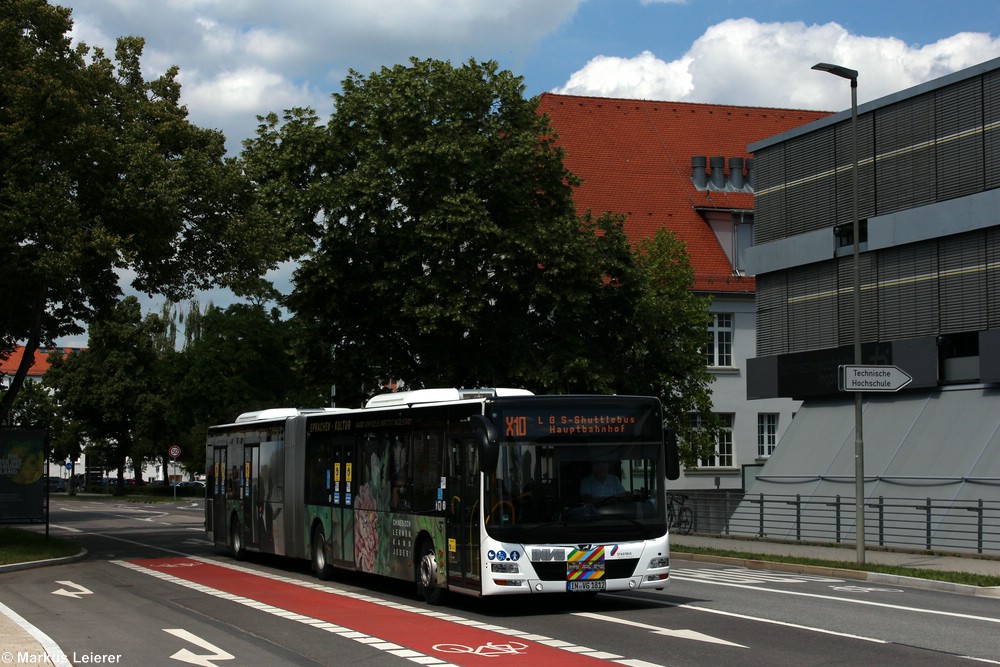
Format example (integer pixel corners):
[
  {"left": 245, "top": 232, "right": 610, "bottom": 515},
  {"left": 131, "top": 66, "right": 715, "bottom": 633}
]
[{"left": 0, "top": 527, "right": 81, "bottom": 566}]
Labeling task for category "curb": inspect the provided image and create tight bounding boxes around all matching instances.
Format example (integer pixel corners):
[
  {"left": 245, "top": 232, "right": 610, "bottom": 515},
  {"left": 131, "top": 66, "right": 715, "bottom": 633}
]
[
  {"left": 866, "top": 572, "right": 1000, "bottom": 599},
  {"left": 0, "top": 549, "right": 88, "bottom": 574}
]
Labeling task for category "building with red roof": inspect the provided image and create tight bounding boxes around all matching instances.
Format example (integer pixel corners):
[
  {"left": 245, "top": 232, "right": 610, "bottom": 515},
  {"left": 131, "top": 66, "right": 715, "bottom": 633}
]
[
  {"left": 538, "top": 93, "right": 829, "bottom": 492},
  {"left": 0, "top": 346, "right": 83, "bottom": 384}
]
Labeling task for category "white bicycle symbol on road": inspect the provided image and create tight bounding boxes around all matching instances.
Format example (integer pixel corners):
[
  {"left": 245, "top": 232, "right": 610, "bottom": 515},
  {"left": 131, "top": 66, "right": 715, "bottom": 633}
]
[{"left": 433, "top": 641, "right": 529, "bottom": 657}]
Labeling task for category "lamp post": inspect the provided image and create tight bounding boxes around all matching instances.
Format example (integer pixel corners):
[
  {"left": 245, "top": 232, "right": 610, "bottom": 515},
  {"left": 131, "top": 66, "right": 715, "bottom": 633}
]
[{"left": 812, "top": 62, "right": 865, "bottom": 564}]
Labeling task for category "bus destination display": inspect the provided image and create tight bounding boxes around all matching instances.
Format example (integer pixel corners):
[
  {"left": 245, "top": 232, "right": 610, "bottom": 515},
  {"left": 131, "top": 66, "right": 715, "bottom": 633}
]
[{"left": 494, "top": 402, "right": 658, "bottom": 441}]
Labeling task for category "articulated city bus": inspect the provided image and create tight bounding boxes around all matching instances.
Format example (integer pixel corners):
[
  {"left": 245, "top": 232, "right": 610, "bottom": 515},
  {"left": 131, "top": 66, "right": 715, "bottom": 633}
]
[{"left": 205, "top": 388, "right": 680, "bottom": 603}]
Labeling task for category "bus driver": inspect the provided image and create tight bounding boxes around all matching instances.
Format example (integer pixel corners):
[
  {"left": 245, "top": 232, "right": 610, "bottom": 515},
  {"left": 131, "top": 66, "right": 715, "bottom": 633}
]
[{"left": 580, "top": 460, "right": 628, "bottom": 504}]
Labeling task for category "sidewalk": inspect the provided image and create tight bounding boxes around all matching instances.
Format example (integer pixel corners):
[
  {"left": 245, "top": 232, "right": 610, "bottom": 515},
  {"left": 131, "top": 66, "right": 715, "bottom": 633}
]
[
  {"left": 0, "top": 600, "right": 68, "bottom": 664},
  {"left": 671, "top": 532, "right": 1000, "bottom": 598}
]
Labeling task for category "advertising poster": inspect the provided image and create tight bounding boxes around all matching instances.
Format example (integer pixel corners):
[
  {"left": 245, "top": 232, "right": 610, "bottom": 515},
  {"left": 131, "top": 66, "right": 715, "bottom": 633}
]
[{"left": 0, "top": 428, "right": 47, "bottom": 522}]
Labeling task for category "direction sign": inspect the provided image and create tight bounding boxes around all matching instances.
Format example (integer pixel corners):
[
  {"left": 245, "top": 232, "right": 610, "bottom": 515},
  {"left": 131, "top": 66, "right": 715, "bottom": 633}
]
[{"left": 839, "top": 364, "right": 913, "bottom": 392}]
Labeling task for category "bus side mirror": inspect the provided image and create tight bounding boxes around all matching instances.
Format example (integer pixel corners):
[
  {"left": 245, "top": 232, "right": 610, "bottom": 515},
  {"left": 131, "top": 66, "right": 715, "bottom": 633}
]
[
  {"left": 471, "top": 415, "right": 499, "bottom": 474},
  {"left": 665, "top": 429, "right": 680, "bottom": 481}
]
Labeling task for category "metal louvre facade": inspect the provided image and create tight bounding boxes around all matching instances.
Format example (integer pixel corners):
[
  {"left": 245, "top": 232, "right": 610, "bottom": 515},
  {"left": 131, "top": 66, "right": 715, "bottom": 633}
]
[
  {"left": 989, "top": 227, "right": 1000, "bottom": 329},
  {"left": 747, "top": 57, "right": 1000, "bottom": 396},
  {"left": 740, "top": 58, "right": 1000, "bottom": 553}
]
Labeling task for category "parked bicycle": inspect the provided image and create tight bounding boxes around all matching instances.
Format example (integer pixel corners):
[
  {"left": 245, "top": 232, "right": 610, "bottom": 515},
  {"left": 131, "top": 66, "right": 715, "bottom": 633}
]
[{"left": 667, "top": 493, "right": 693, "bottom": 535}]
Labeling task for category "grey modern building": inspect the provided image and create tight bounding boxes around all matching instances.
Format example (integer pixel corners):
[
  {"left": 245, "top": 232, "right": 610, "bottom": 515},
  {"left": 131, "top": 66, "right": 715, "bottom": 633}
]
[{"left": 739, "top": 57, "right": 1000, "bottom": 553}]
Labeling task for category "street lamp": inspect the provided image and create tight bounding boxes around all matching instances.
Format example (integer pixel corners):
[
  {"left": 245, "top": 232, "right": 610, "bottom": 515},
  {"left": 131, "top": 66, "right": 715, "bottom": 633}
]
[{"left": 812, "top": 62, "right": 865, "bottom": 564}]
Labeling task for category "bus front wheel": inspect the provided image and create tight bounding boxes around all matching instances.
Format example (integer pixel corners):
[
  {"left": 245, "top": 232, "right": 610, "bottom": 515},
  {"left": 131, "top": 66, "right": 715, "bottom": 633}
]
[
  {"left": 416, "top": 540, "right": 443, "bottom": 605},
  {"left": 311, "top": 525, "right": 332, "bottom": 581}
]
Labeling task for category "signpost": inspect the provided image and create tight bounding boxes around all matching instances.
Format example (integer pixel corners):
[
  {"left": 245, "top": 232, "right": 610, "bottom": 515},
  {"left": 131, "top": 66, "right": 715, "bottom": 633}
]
[
  {"left": 839, "top": 365, "right": 913, "bottom": 392},
  {"left": 838, "top": 363, "right": 911, "bottom": 565},
  {"left": 169, "top": 445, "right": 181, "bottom": 499}
]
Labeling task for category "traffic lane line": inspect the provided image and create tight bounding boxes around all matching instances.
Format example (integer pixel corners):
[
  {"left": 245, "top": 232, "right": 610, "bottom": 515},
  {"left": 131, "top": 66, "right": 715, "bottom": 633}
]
[{"left": 121, "top": 557, "right": 645, "bottom": 666}]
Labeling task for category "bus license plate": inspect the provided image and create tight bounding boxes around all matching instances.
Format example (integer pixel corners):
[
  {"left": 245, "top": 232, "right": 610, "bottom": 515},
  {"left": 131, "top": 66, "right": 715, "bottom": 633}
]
[{"left": 567, "top": 580, "right": 606, "bottom": 592}]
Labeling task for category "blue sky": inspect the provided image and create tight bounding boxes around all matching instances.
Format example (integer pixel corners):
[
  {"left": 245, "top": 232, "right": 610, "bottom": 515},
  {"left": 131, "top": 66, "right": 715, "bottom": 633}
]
[
  {"left": 59, "top": 0, "right": 1000, "bottom": 153},
  {"left": 49, "top": 0, "right": 1000, "bottom": 343}
]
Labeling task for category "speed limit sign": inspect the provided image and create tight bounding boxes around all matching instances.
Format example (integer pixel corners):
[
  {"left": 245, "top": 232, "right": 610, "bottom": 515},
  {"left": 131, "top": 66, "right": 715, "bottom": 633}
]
[{"left": 168, "top": 445, "right": 181, "bottom": 459}]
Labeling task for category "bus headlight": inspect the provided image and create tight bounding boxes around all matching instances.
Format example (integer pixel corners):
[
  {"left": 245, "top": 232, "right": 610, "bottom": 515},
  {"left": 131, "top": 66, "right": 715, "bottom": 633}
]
[
  {"left": 491, "top": 562, "right": 520, "bottom": 574},
  {"left": 648, "top": 556, "right": 669, "bottom": 569}
]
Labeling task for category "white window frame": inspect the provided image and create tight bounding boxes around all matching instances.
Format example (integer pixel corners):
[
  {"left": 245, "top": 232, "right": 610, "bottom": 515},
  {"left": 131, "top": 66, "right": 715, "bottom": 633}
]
[
  {"left": 757, "top": 413, "right": 778, "bottom": 457},
  {"left": 706, "top": 313, "right": 734, "bottom": 368},
  {"left": 697, "top": 413, "right": 734, "bottom": 468}
]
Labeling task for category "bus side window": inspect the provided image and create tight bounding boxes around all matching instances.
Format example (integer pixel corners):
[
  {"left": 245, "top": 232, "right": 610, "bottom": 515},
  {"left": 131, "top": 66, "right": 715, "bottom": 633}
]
[{"left": 412, "top": 430, "right": 442, "bottom": 512}]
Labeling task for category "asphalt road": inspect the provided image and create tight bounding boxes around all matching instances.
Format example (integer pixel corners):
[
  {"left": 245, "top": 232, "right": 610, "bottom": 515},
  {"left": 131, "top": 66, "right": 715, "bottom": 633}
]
[{"left": 1, "top": 497, "right": 998, "bottom": 666}]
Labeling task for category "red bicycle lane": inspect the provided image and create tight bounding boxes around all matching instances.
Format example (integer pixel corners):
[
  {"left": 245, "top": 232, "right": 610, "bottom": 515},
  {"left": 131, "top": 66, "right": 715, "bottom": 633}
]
[{"left": 127, "top": 557, "right": 625, "bottom": 666}]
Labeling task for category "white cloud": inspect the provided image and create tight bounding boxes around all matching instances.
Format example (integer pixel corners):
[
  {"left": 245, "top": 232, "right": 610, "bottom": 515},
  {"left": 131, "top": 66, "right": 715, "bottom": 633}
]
[
  {"left": 60, "top": 0, "right": 581, "bottom": 151},
  {"left": 556, "top": 51, "right": 694, "bottom": 100},
  {"left": 554, "top": 19, "right": 1000, "bottom": 110}
]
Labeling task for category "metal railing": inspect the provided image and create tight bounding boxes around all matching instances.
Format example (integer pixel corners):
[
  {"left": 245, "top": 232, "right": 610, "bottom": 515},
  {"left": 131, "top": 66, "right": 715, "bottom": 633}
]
[{"left": 677, "top": 490, "right": 1000, "bottom": 556}]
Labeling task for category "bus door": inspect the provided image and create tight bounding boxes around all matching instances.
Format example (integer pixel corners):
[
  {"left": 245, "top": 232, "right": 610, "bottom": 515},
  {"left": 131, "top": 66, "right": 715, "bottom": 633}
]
[
  {"left": 446, "top": 433, "right": 481, "bottom": 591},
  {"left": 330, "top": 436, "right": 355, "bottom": 565},
  {"left": 243, "top": 445, "right": 260, "bottom": 549},
  {"left": 211, "top": 446, "right": 227, "bottom": 541}
]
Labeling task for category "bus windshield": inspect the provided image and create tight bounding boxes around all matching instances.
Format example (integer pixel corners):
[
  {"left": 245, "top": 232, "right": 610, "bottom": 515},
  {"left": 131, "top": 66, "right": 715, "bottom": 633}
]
[
  {"left": 484, "top": 440, "right": 666, "bottom": 543},
  {"left": 480, "top": 396, "right": 668, "bottom": 545}
]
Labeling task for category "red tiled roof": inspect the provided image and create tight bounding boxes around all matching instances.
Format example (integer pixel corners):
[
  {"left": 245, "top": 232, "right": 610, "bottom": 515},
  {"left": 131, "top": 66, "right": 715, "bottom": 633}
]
[
  {"left": 0, "top": 346, "right": 84, "bottom": 378},
  {"left": 538, "top": 93, "right": 830, "bottom": 293}
]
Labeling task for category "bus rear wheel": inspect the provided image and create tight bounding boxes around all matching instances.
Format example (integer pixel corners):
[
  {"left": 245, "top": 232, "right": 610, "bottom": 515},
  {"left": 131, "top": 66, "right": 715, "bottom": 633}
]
[
  {"left": 229, "top": 516, "right": 245, "bottom": 560},
  {"left": 416, "top": 540, "right": 443, "bottom": 605},
  {"left": 312, "top": 525, "right": 332, "bottom": 581}
]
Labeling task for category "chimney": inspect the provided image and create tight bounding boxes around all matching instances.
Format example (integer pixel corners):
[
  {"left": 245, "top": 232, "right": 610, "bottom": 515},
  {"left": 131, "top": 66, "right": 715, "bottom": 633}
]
[
  {"left": 691, "top": 156, "right": 708, "bottom": 190},
  {"left": 745, "top": 157, "right": 755, "bottom": 192},
  {"left": 709, "top": 156, "right": 726, "bottom": 190},
  {"left": 728, "top": 157, "right": 745, "bottom": 191}
]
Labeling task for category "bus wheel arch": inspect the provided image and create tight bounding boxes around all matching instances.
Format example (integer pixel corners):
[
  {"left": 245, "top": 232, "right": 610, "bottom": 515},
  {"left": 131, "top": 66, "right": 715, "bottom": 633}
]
[
  {"left": 311, "top": 521, "right": 332, "bottom": 580},
  {"left": 229, "top": 512, "right": 245, "bottom": 560},
  {"left": 415, "top": 534, "right": 444, "bottom": 605}
]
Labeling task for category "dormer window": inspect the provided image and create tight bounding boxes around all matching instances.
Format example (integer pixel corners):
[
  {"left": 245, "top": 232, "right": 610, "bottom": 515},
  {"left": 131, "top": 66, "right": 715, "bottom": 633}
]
[{"left": 704, "top": 210, "right": 754, "bottom": 275}]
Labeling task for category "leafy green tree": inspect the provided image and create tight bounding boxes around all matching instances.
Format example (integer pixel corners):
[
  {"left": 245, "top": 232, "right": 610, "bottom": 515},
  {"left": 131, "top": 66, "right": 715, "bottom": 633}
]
[
  {"left": 5, "top": 379, "right": 56, "bottom": 430},
  {"left": 44, "top": 297, "right": 165, "bottom": 493},
  {"left": 630, "top": 229, "right": 719, "bottom": 466},
  {"left": 0, "top": 0, "right": 278, "bottom": 421},
  {"left": 246, "top": 58, "right": 629, "bottom": 405},
  {"left": 166, "top": 303, "right": 322, "bottom": 473}
]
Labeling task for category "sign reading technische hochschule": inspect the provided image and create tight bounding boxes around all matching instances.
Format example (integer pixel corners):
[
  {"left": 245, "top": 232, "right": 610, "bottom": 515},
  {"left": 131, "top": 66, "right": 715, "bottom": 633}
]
[
  {"left": 0, "top": 428, "right": 47, "bottom": 522},
  {"left": 839, "top": 365, "right": 913, "bottom": 393}
]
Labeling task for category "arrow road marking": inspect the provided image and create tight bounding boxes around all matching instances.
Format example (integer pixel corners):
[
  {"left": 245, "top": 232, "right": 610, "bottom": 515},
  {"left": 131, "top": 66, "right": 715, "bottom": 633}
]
[
  {"left": 52, "top": 581, "right": 93, "bottom": 599},
  {"left": 163, "top": 629, "right": 235, "bottom": 667},
  {"left": 573, "top": 611, "right": 747, "bottom": 648}
]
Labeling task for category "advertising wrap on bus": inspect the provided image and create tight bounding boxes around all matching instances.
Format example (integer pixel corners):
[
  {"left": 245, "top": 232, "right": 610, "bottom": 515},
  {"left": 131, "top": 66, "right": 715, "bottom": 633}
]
[{"left": 205, "top": 389, "right": 678, "bottom": 604}]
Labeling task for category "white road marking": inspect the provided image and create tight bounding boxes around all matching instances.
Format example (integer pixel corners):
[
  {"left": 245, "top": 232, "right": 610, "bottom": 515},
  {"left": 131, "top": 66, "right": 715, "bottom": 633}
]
[
  {"left": 51, "top": 580, "right": 93, "bottom": 599},
  {"left": 164, "top": 628, "right": 236, "bottom": 666},
  {"left": 573, "top": 612, "right": 746, "bottom": 648},
  {"left": 669, "top": 572, "right": 1000, "bottom": 624}
]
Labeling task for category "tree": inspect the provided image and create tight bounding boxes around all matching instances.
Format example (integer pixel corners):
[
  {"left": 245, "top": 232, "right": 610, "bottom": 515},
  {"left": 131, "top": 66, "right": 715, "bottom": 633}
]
[
  {"left": 246, "top": 58, "right": 627, "bottom": 405},
  {"left": 0, "top": 0, "right": 280, "bottom": 421},
  {"left": 164, "top": 302, "right": 323, "bottom": 474},
  {"left": 630, "top": 229, "right": 720, "bottom": 466},
  {"left": 44, "top": 297, "right": 165, "bottom": 493},
  {"left": 5, "top": 378, "right": 56, "bottom": 430}
]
